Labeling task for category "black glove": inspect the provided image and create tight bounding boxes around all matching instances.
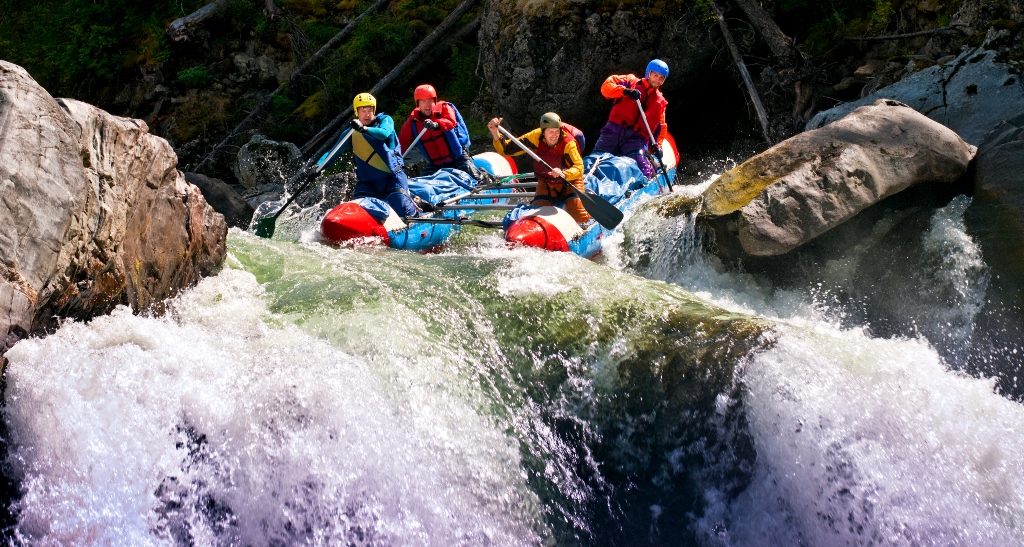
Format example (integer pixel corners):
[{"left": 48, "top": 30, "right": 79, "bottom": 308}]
[
  {"left": 652, "top": 144, "right": 663, "bottom": 159},
  {"left": 423, "top": 119, "right": 440, "bottom": 131},
  {"left": 622, "top": 88, "right": 642, "bottom": 100},
  {"left": 350, "top": 119, "right": 367, "bottom": 133}
]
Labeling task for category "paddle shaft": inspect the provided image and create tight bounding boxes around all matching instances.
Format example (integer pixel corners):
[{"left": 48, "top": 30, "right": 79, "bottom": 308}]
[
  {"left": 254, "top": 129, "right": 353, "bottom": 238},
  {"left": 496, "top": 125, "right": 623, "bottom": 229},
  {"left": 634, "top": 98, "right": 673, "bottom": 192},
  {"left": 401, "top": 127, "right": 429, "bottom": 160}
]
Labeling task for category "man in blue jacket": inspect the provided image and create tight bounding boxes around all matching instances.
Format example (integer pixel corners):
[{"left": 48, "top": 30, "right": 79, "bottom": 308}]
[{"left": 318, "top": 92, "right": 420, "bottom": 217}]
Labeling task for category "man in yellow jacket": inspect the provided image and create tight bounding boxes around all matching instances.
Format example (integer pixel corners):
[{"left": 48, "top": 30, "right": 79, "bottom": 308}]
[{"left": 487, "top": 112, "right": 590, "bottom": 224}]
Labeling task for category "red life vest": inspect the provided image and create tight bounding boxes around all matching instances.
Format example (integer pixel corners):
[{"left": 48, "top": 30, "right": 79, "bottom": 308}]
[
  {"left": 534, "top": 130, "right": 575, "bottom": 184},
  {"left": 409, "top": 101, "right": 464, "bottom": 165},
  {"left": 608, "top": 79, "right": 667, "bottom": 135}
]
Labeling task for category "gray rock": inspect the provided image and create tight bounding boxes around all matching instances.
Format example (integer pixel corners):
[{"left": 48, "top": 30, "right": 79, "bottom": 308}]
[
  {"left": 184, "top": 172, "right": 255, "bottom": 228},
  {"left": 701, "top": 99, "right": 977, "bottom": 257},
  {"left": 807, "top": 48, "right": 1024, "bottom": 149},
  {"left": 965, "top": 114, "right": 1024, "bottom": 310},
  {"left": 0, "top": 61, "right": 227, "bottom": 351},
  {"left": 233, "top": 134, "right": 300, "bottom": 189}
]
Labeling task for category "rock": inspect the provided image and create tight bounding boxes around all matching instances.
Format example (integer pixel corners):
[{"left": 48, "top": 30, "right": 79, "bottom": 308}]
[
  {"left": 184, "top": 172, "right": 255, "bottom": 228},
  {"left": 965, "top": 114, "right": 1024, "bottom": 311},
  {"left": 0, "top": 61, "right": 227, "bottom": 352},
  {"left": 700, "top": 99, "right": 977, "bottom": 257},
  {"left": 807, "top": 48, "right": 1024, "bottom": 149},
  {"left": 478, "top": 0, "right": 718, "bottom": 134},
  {"left": 233, "top": 134, "right": 300, "bottom": 190}
]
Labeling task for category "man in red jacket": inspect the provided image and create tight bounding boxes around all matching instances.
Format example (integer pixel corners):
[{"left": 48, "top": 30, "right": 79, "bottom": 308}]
[
  {"left": 398, "top": 84, "right": 480, "bottom": 179},
  {"left": 593, "top": 59, "right": 669, "bottom": 178}
]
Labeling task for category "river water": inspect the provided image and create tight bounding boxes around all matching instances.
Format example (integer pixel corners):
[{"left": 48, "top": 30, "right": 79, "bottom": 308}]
[{"left": 2, "top": 178, "right": 1021, "bottom": 545}]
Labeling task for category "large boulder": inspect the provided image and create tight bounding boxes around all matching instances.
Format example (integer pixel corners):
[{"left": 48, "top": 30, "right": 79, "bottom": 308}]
[
  {"left": 965, "top": 115, "right": 1024, "bottom": 311},
  {"left": 0, "top": 61, "right": 227, "bottom": 351},
  {"left": 184, "top": 172, "right": 255, "bottom": 228},
  {"left": 807, "top": 47, "right": 1024, "bottom": 150},
  {"left": 699, "top": 99, "right": 977, "bottom": 257},
  {"left": 233, "top": 134, "right": 300, "bottom": 190},
  {"left": 478, "top": 0, "right": 717, "bottom": 135}
]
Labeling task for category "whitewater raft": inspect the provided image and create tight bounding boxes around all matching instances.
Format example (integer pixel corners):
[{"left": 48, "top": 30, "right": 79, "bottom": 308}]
[
  {"left": 319, "top": 152, "right": 518, "bottom": 252},
  {"left": 320, "top": 137, "right": 678, "bottom": 258},
  {"left": 504, "top": 134, "right": 679, "bottom": 258}
]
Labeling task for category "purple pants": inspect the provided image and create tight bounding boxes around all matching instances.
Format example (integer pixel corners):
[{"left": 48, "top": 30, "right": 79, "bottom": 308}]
[{"left": 593, "top": 122, "right": 655, "bottom": 178}]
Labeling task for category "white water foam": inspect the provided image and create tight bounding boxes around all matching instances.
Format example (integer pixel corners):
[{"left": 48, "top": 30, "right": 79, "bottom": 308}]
[
  {"left": 696, "top": 325, "right": 1024, "bottom": 546},
  {"left": 606, "top": 183, "right": 1023, "bottom": 543},
  {"left": 3, "top": 267, "right": 544, "bottom": 546}
]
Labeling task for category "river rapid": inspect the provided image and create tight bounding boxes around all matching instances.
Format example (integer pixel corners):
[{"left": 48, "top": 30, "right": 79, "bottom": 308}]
[{"left": 2, "top": 175, "right": 1022, "bottom": 545}]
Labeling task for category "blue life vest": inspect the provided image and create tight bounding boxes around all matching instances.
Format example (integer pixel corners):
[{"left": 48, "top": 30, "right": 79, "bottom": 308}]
[{"left": 351, "top": 113, "right": 405, "bottom": 182}]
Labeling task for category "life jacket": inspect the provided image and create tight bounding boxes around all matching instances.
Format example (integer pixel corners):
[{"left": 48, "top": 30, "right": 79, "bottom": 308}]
[
  {"left": 352, "top": 113, "right": 405, "bottom": 182},
  {"left": 410, "top": 101, "right": 472, "bottom": 166},
  {"left": 534, "top": 129, "right": 576, "bottom": 185},
  {"left": 607, "top": 79, "right": 667, "bottom": 137},
  {"left": 562, "top": 123, "right": 586, "bottom": 154}
]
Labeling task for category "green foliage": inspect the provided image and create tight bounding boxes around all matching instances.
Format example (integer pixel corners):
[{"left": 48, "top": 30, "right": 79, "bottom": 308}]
[
  {"left": 271, "top": 94, "right": 297, "bottom": 119},
  {"left": 693, "top": 0, "right": 718, "bottom": 23},
  {"left": 178, "top": 65, "right": 213, "bottom": 88},
  {"left": 446, "top": 43, "right": 481, "bottom": 109},
  {"left": 867, "top": 0, "right": 894, "bottom": 34},
  {"left": 0, "top": 0, "right": 206, "bottom": 98}
]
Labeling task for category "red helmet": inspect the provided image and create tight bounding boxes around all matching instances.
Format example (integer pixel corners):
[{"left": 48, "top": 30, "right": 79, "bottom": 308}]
[{"left": 414, "top": 84, "right": 437, "bottom": 101}]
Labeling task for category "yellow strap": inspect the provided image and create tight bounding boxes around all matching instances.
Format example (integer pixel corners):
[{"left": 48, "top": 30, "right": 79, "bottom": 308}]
[{"left": 352, "top": 132, "right": 392, "bottom": 173}]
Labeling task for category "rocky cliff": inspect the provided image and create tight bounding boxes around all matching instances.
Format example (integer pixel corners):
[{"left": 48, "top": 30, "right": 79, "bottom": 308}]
[
  {"left": 0, "top": 61, "right": 227, "bottom": 352},
  {"left": 478, "top": 0, "right": 719, "bottom": 138}
]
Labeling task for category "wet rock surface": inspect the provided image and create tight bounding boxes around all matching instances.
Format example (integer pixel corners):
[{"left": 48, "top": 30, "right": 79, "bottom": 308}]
[
  {"left": 699, "top": 99, "right": 976, "bottom": 258},
  {"left": 184, "top": 172, "right": 255, "bottom": 228},
  {"left": 807, "top": 48, "right": 1024, "bottom": 150},
  {"left": 0, "top": 61, "right": 227, "bottom": 352}
]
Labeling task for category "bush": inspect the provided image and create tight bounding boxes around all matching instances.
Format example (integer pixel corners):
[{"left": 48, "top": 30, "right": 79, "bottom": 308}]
[{"left": 177, "top": 65, "right": 214, "bottom": 88}]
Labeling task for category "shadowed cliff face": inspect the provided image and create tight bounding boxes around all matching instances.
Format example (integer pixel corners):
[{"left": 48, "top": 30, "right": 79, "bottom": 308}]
[{"left": 478, "top": 0, "right": 731, "bottom": 140}]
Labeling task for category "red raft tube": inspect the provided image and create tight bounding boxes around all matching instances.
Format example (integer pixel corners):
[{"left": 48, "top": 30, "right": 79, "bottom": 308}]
[
  {"left": 320, "top": 152, "right": 517, "bottom": 252},
  {"left": 505, "top": 134, "right": 679, "bottom": 259}
]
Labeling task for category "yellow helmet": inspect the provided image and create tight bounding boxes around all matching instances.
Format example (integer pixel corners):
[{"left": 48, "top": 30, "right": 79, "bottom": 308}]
[
  {"left": 539, "top": 112, "right": 562, "bottom": 129},
  {"left": 353, "top": 92, "right": 377, "bottom": 112}
]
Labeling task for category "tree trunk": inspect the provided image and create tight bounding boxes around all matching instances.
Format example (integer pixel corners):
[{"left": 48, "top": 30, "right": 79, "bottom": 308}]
[
  {"left": 301, "top": 0, "right": 480, "bottom": 156},
  {"left": 709, "top": 0, "right": 772, "bottom": 144},
  {"left": 166, "top": 0, "right": 229, "bottom": 42},
  {"left": 192, "top": 0, "right": 390, "bottom": 174},
  {"left": 731, "top": 0, "right": 800, "bottom": 68}
]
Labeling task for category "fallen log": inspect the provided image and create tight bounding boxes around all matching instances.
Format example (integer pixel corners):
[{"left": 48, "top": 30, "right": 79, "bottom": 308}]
[
  {"left": 192, "top": 0, "right": 389, "bottom": 174},
  {"left": 166, "top": 0, "right": 229, "bottom": 42},
  {"left": 731, "top": 0, "right": 800, "bottom": 67},
  {"left": 709, "top": 0, "right": 772, "bottom": 144},
  {"left": 301, "top": 0, "right": 480, "bottom": 156},
  {"left": 845, "top": 23, "right": 969, "bottom": 41}
]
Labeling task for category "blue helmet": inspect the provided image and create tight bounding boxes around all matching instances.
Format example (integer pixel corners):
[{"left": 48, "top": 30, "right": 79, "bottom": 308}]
[{"left": 646, "top": 59, "right": 669, "bottom": 79}]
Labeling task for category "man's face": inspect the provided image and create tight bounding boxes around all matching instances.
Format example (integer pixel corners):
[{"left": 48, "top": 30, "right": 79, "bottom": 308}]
[
  {"left": 417, "top": 98, "right": 436, "bottom": 116},
  {"left": 357, "top": 106, "right": 375, "bottom": 124},
  {"left": 542, "top": 127, "right": 561, "bottom": 146},
  {"left": 648, "top": 72, "right": 666, "bottom": 88}
]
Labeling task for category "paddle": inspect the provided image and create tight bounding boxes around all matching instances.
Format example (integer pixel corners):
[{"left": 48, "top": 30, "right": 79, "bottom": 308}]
[
  {"left": 252, "top": 127, "right": 355, "bottom": 238},
  {"left": 634, "top": 98, "right": 674, "bottom": 193},
  {"left": 496, "top": 125, "right": 624, "bottom": 230},
  {"left": 402, "top": 126, "right": 428, "bottom": 159}
]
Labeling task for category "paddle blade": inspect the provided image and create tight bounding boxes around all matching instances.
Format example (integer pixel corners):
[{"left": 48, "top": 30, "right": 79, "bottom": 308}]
[
  {"left": 250, "top": 199, "right": 285, "bottom": 238},
  {"left": 571, "top": 186, "right": 624, "bottom": 230},
  {"left": 253, "top": 215, "right": 277, "bottom": 238}
]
